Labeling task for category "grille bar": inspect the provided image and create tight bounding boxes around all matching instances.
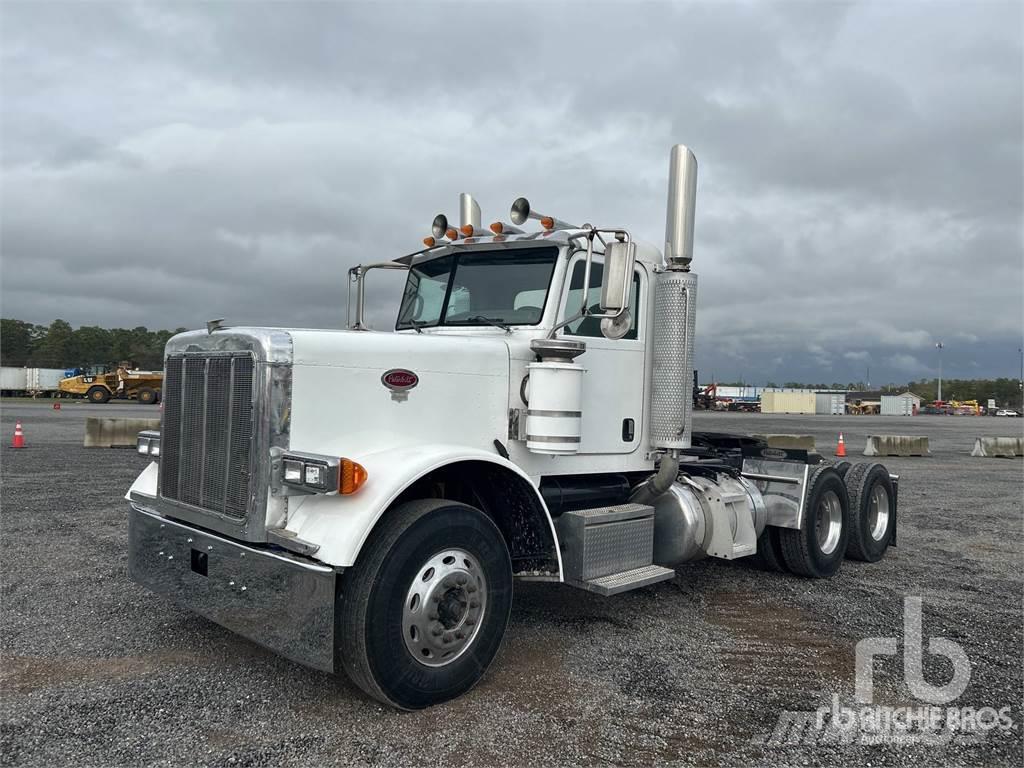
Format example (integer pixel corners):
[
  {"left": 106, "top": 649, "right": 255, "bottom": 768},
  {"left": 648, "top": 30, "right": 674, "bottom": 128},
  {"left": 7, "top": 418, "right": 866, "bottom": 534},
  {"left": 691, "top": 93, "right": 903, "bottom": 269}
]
[{"left": 160, "top": 352, "right": 255, "bottom": 520}]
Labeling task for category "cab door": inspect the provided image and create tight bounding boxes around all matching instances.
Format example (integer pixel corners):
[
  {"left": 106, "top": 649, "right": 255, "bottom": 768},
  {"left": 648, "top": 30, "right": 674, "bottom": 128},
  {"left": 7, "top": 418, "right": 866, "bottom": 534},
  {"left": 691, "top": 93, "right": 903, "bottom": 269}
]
[{"left": 556, "top": 254, "right": 646, "bottom": 455}]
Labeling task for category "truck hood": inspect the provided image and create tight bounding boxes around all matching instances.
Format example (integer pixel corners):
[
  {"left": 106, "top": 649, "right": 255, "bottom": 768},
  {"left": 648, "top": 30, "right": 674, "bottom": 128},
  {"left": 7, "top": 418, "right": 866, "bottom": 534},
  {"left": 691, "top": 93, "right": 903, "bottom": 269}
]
[{"left": 286, "top": 328, "right": 513, "bottom": 459}]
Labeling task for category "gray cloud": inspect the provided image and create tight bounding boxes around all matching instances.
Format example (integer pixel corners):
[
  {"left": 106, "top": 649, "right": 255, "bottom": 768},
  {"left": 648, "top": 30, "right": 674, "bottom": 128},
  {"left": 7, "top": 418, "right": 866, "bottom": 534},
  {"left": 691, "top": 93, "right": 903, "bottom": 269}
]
[{"left": 1, "top": 1, "right": 1021, "bottom": 384}]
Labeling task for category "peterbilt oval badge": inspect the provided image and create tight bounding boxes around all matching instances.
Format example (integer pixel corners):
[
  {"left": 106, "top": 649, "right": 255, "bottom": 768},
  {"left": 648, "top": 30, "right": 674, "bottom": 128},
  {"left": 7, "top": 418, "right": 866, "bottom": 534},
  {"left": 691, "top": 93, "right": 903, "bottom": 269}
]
[
  {"left": 761, "top": 447, "right": 787, "bottom": 460},
  {"left": 382, "top": 369, "right": 418, "bottom": 390},
  {"left": 382, "top": 369, "right": 418, "bottom": 401}
]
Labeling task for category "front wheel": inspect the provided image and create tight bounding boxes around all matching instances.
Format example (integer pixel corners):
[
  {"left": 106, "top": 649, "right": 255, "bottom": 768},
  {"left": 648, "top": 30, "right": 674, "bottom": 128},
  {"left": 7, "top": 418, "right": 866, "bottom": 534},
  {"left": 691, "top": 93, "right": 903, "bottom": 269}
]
[
  {"left": 337, "top": 499, "right": 513, "bottom": 709},
  {"left": 779, "top": 466, "right": 850, "bottom": 578},
  {"left": 86, "top": 386, "right": 110, "bottom": 404}
]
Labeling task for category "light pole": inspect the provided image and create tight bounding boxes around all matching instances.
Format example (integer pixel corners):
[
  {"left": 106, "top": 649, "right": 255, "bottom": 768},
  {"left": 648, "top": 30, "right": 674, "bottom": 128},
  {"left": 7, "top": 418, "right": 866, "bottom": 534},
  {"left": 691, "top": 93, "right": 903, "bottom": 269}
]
[
  {"left": 1018, "top": 347, "right": 1022, "bottom": 411},
  {"left": 935, "top": 342, "right": 943, "bottom": 402}
]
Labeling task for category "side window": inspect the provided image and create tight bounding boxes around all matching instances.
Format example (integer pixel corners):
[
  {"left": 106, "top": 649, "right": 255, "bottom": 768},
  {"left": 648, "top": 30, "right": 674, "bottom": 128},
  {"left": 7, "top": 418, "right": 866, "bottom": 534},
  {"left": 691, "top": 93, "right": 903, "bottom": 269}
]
[
  {"left": 397, "top": 255, "right": 453, "bottom": 327},
  {"left": 563, "top": 261, "right": 641, "bottom": 340}
]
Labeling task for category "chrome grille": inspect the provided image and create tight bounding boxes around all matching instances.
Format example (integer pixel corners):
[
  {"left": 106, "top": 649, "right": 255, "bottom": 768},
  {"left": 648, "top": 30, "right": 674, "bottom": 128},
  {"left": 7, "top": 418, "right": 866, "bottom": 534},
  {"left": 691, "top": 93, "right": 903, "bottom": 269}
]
[{"left": 160, "top": 353, "right": 255, "bottom": 519}]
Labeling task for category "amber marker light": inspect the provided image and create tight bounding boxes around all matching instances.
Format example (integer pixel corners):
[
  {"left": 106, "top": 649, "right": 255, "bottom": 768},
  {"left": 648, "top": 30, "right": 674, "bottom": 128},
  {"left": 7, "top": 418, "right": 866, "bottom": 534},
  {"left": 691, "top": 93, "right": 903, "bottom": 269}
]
[
  {"left": 422, "top": 236, "right": 436, "bottom": 247},
  {"left": 489, "top": 222, "right": 504, "bottom": 234},
  {"left": 446, "top": 228, "right": 459, "bottom": 240},
  {"left": 540, "top": 216, "right": 555, "bottom": 230},
  {"left": 339, "top": 459, "right": 368, "bottom": 495}
]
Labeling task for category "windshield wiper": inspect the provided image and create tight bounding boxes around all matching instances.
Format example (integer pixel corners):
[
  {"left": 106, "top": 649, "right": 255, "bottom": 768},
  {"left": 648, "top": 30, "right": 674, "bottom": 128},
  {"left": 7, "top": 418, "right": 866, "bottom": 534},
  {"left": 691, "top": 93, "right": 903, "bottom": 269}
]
[
  {"left": 407, "top": 319, "right": 424, "bottom": 334},
  {"left": 467, "top": 315, "right": 512, "bottom": 333}
]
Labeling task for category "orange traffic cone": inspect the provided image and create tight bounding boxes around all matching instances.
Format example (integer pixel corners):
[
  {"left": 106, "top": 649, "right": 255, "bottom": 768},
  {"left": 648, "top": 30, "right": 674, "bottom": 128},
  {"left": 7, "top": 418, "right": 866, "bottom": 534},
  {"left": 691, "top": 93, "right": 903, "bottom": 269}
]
[
  {"left": 835, "top": 432, "right": 846, "bottom": 457},
  {"left": 11, "top": 421, "right": 25, "bottom": 449}
]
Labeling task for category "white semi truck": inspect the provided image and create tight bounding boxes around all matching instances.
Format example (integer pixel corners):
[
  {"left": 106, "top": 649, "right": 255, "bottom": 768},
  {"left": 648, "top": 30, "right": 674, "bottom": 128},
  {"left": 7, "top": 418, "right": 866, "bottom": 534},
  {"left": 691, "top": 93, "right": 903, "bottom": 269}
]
[{"left": 127, "top": 145, "right": 898, "bottom": 709}]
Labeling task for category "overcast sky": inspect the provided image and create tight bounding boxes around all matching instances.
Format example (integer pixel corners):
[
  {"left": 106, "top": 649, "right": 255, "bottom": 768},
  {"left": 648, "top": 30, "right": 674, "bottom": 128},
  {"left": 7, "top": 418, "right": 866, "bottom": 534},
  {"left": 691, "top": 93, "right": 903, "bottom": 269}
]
[{"left": 2, "top": 1, "right": 1021, "bottom": 385}]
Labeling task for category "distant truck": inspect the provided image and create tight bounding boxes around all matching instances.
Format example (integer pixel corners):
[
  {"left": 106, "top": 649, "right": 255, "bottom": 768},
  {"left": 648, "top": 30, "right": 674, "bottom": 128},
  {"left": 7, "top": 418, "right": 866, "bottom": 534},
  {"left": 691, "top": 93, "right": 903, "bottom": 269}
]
[
  {"left": 59, "top": 367, "right": 163, "bottom": 404},
  {"left": 0, "top": 367, "right": 68, "bottom": 397}
]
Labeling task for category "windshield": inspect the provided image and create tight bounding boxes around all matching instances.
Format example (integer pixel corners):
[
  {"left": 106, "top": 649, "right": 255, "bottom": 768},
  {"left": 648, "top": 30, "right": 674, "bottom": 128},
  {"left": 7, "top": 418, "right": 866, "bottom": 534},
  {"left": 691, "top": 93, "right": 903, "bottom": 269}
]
[{"left": 396, "top": 247, "right": 559, "bottom": 330}]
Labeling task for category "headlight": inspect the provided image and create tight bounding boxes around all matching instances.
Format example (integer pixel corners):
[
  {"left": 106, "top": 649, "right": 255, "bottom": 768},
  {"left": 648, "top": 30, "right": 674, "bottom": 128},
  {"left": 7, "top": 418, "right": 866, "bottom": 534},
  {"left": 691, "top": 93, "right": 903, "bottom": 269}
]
[
  {"left": 278, "top": 451, "right": 367, "bottom": 495},
  {"left": 304, "top": 464, "right": 325, "bottom": 488},
  {"left": 136, "top": 430, "right": 160, "bottom": 457},
  {"left": 283, "top": 459, "right": 303, "bottom": 483}
]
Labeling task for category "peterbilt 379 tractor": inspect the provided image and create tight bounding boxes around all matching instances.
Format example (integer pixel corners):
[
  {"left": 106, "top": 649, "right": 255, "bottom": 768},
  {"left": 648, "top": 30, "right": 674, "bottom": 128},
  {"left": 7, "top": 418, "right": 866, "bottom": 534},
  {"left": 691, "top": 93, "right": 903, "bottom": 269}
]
[{"left": 127, "top": 145, "right": 899, "bottom": 709}]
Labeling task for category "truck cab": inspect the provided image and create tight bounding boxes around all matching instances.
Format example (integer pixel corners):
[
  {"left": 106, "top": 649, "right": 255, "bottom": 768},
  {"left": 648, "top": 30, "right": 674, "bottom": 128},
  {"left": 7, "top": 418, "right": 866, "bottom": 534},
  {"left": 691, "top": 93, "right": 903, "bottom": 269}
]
[{"left": 126, "top": 145, "right": 899, "bottom": 709}]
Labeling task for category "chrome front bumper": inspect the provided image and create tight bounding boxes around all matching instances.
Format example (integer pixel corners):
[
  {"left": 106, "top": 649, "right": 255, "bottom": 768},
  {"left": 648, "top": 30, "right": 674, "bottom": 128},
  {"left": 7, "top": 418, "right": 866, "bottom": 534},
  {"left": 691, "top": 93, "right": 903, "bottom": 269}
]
[{"left": 127, "top": 504, "right": 337, "bottom": 672}]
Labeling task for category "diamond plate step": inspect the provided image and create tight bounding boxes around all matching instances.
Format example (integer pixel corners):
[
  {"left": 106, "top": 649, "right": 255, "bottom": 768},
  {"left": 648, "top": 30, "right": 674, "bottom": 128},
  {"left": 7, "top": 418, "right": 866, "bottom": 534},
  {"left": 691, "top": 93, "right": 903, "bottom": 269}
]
[
  {"left": 568, "top": 502, "right": 654, "bottom": 524},
  {"left": 568, "top": 564, "right": 675, "bottom": 596}
]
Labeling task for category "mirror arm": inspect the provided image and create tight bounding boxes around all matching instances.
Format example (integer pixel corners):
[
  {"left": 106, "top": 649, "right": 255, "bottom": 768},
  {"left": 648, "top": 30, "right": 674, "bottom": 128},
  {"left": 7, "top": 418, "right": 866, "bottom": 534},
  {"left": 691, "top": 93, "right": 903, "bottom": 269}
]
[{"left": 349, "top": 262, "right": 410, "bottom": 331}]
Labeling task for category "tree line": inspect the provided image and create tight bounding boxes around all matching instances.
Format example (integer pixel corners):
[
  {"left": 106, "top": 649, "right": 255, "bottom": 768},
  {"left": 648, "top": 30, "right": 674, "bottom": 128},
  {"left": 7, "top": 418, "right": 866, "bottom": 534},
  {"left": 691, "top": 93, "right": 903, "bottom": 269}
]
[{"left": 1, "top": 319, "right": 186, "bottom": 371}]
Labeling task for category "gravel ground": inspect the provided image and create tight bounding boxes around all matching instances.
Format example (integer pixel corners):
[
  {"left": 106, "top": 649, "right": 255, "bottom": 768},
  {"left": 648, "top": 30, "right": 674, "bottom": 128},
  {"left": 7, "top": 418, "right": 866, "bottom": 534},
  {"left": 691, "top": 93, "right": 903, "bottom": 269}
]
[{"left": 1, "top": 402, "right": 1021, "bottom": 767}]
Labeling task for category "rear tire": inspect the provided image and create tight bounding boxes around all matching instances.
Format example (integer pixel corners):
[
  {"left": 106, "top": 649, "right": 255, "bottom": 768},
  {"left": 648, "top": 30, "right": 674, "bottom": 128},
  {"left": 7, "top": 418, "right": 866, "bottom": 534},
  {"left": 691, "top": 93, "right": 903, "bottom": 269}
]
[
  {"left": 779, "top": 466, "right": 850, "bottom": 578},
  {"left": 833, "top": 461, "right": 852, "bottom": 479},
  {"left": 137, "top": 387, "right": 158, "bottom": 405},
  {"left": 750, "top": 526, "right": 789, "bottom": 572},
  {"left": 337, "top": 499, "right": 513, "bottom": 709},
  {"left": 86, "top": 386, "right": 110, "bottom": 404},
  {"left": 844, "top": 463, "right": 895, "bottom": 562}
]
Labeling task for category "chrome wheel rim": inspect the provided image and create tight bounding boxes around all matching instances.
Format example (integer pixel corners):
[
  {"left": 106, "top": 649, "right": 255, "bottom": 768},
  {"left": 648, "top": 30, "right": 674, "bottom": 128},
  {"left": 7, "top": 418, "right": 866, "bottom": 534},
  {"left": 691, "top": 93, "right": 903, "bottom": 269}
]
[
  {"left": 815, "top": 490, "right": 843, "bottom": 555},
  {"left": 868, "top": 484, "right": 891, "bottom": 541},
  {"left": 402, "top": 548, "right": 487, "bottom": 668}
]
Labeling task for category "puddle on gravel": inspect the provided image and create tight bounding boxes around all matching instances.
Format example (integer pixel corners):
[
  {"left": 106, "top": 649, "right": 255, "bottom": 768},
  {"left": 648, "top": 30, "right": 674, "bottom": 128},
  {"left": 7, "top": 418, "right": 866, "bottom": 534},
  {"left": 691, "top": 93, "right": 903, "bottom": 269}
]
[
  {"left": 0, "top": 651, "right": 208, "bottom": 693},
  {"left": 705, "top": 591, "right": 852, "bottom": 689}
]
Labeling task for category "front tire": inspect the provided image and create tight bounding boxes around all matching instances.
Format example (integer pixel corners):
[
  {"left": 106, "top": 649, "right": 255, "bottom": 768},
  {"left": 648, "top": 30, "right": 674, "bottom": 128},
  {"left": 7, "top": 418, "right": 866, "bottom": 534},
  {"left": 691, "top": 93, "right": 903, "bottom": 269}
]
[
  {"left": 844, "top": 463, "right": 895, "bottom": 562},
  {"left": 86, "top": 386, "right": 110, "bottom": 404},
  {"left": 137, "top": 387, "right": 158, "bottom": 405},
  {"left": 779, "top": 466, "right": 850, "bottom": 578},
  {"left": 337, "top": 499, "right": 513, "bottom": 709}
]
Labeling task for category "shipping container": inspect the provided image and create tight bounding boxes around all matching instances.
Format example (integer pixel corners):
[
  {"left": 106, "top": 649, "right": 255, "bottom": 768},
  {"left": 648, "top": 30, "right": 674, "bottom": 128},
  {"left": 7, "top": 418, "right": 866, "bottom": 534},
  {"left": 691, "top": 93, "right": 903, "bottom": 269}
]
[
  {"left": 760, "top": 390, "right": 817, "bottom": 414},
  {"left": 880, "top": 393, "right": 921, "bottom": 416},
  {"left": 1, "top": 367, "right": 27, "bottom": 393},
  {"left": 815, "top": 392, "right": 846, "bottom": 415}
]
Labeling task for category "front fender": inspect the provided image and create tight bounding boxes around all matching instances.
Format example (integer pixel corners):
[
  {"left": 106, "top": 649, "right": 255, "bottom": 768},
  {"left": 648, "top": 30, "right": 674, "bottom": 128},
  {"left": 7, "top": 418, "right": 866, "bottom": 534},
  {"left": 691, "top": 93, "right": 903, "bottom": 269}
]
[{"left": 283, "top": 444, "right": 562, "bottom": 572}]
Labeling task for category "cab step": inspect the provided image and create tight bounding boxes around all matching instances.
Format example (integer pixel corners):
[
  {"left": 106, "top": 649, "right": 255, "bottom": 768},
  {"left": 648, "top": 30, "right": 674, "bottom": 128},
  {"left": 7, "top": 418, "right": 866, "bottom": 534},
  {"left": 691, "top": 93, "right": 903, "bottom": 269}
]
[{"left": 574, "top": 564, "right": 676, "bottom": 596}]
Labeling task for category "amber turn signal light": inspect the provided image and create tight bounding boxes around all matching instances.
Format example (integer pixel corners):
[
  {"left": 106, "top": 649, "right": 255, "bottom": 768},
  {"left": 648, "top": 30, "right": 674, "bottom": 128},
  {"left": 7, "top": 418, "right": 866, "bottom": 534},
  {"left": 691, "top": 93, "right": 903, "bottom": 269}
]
[{"left": 339, "top": 458, "right": 368, "bottom": 495}]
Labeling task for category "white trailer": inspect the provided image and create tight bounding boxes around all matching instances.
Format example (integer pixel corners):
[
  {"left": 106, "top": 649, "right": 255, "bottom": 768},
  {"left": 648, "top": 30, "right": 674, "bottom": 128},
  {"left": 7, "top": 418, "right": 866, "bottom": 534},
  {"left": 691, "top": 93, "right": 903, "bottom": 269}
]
[
  {"left": 1, "top": 367, "right": 66, "bottom": 396},
  {"left": 126, "top": 145, "right": 900, "bottom": 709},
  {"left": 1, "top": 367, "right": 27, "bottom": 395}
]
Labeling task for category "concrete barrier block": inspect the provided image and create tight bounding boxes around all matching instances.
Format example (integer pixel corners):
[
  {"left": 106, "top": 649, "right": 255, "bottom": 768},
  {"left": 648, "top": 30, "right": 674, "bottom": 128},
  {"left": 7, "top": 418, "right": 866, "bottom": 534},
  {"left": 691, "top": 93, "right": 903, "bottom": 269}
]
[
  {"left": 753, "top": 434, "right": 817, "bottom": 451},
  {"left": 863, "top": 435, "right": 930, "bottom": 457},
  {"left": 84, "top": 418, "right": 160, "bottom": 448},
  {"left": 970, "top": 437, "right": 1023, "bottom": 458}
]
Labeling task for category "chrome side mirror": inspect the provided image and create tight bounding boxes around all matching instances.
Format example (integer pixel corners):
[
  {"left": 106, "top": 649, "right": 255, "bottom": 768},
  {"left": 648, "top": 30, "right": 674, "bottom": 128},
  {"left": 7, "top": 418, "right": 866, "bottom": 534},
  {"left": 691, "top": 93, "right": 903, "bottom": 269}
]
[{"left": 600, "top": 239, "right": 636, "bottom": 313}]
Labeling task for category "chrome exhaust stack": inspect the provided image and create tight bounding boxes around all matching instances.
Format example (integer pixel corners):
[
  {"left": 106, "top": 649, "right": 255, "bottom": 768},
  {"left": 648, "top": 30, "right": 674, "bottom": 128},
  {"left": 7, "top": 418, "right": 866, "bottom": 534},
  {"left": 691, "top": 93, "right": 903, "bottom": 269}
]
[
  {"left": 457, "top": 193, "right": 492, "bottom": 237},
  {"left": 664, "top": 144, "right": 698, "bottom": 270},
  {"left": 649, "top": 144, "right": 699, "bottom": 452}
]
